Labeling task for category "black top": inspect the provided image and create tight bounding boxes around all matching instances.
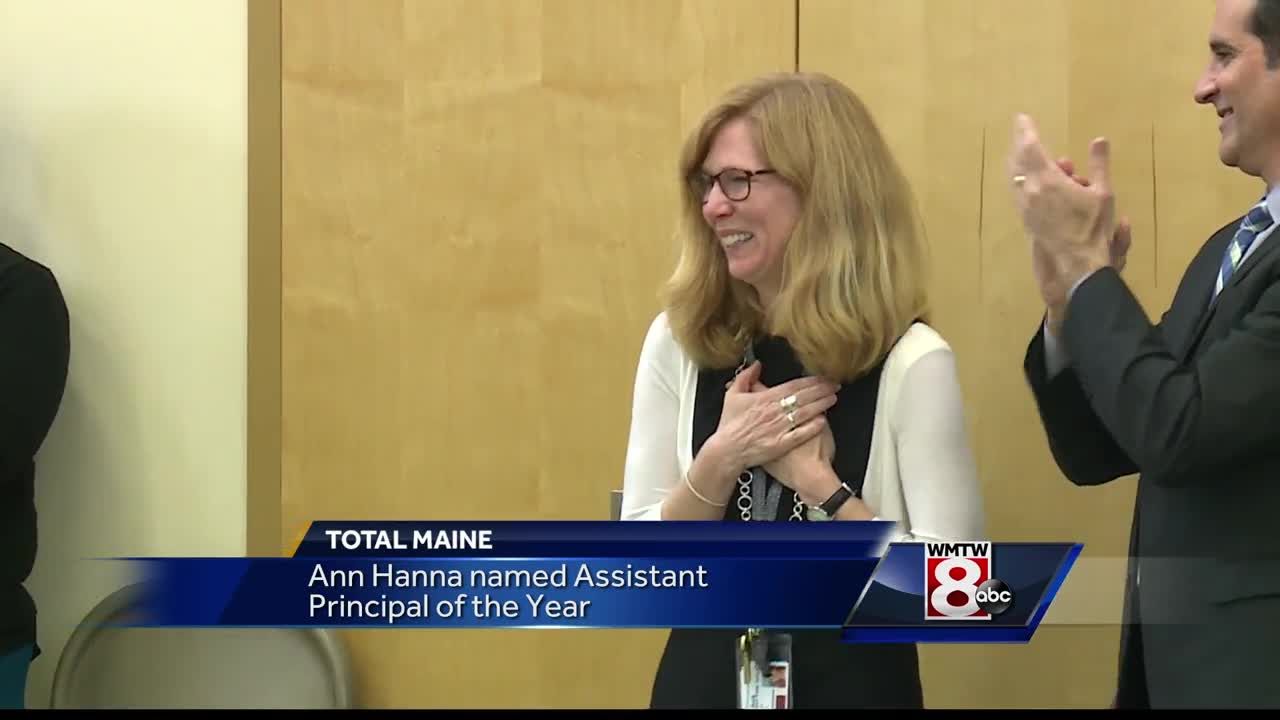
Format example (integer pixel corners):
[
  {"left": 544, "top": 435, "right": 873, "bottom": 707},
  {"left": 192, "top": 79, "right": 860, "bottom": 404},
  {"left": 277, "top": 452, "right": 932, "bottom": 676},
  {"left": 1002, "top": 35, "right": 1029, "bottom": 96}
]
[
  {"left": 648, "top": 334, "right": 923, "bottom": 709},
  {"left": 0, "top": 243, "right": 70, "bottom": 659}
]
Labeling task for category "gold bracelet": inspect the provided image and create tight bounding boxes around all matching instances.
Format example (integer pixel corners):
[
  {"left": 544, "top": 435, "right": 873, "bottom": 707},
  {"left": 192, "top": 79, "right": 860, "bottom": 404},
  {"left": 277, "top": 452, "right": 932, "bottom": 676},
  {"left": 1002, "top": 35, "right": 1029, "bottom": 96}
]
[{"left": 684, "top": 472, "right": 728, "bottom": 507}]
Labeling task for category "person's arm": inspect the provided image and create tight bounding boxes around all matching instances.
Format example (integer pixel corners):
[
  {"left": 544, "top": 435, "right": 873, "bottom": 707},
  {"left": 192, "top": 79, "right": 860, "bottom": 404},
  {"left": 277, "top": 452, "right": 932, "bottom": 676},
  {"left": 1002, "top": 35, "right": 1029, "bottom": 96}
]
[
  {"left": 884, "top": 346, "right": 984, "bottom": 543},
  {"left": 1063, "top": 266, "right": 1280, "bottom": 487},
  {"left": 0, "top": 261, "right": 70, "bottom": 481},
  {"left": 1043, "top": 266, "right": 1107, "bottom": 377},
  {"left": 1025, "top": 312, "right": 1139, "bottom": 486},
  {"left": 620, "top": 314, "right": 738, "bottom": 521}
]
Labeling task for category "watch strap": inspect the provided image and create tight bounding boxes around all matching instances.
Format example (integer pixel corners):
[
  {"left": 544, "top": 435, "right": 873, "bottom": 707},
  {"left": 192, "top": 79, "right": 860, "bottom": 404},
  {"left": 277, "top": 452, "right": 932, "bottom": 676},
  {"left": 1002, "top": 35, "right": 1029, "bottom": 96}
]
[{"left": 818, "top": 482, "right": 854, "bottom": 516}]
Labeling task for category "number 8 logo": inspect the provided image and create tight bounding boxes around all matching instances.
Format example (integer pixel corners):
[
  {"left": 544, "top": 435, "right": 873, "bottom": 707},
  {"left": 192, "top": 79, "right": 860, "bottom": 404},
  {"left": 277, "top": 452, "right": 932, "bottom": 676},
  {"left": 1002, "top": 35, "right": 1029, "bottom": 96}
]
[{"left": 930, "top": 557, "right": 982, "bottom": 618}]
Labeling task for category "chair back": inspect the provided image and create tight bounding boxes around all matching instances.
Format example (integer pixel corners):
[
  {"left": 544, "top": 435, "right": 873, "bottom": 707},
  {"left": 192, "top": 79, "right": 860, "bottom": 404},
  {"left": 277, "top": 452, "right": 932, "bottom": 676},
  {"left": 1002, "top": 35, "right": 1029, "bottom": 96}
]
[{"left": 50, "top": 582, "right": 355, "bottom": 709}]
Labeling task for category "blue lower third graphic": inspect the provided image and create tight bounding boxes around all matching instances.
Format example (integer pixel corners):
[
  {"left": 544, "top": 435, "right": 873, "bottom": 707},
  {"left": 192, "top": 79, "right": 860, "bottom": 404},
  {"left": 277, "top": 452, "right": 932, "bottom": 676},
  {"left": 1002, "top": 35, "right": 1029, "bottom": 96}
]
[{"left": 111, "top": 522, "right": 1081, "bottom": 643}]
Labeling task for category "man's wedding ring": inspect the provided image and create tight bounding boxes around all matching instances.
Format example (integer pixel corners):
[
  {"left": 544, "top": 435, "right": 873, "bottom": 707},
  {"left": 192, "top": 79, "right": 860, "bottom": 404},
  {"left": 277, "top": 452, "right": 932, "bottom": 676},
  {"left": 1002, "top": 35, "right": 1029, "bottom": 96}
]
[{"left": 1012, "top": 174, "right": 1027, "bottom": 186}]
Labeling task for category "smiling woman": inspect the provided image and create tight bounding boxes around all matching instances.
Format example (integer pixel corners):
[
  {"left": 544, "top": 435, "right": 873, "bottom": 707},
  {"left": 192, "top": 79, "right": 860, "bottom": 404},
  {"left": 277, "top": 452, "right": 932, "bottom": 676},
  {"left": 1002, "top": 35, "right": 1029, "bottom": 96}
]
[
  {"left": 619, "top": 72, "right": 987, "bottom": 709},
  {"left": 689, "top": 121, "right": 800, "bottom": 309}
]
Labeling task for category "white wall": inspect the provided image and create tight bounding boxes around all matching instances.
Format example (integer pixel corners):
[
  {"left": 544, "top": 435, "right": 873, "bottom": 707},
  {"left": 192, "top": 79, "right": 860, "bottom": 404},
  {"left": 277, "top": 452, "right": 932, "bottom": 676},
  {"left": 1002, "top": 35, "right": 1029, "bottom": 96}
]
[{"left": 0, "top": 0, "right": 247, "bottom": 707}]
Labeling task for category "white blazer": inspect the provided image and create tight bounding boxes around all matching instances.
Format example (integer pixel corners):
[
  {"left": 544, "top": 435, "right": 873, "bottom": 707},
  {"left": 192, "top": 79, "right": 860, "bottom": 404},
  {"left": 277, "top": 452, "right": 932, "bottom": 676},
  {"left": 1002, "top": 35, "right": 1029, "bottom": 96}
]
[{"left": 620, "top": 312, "right": 986, "bottom": 544}]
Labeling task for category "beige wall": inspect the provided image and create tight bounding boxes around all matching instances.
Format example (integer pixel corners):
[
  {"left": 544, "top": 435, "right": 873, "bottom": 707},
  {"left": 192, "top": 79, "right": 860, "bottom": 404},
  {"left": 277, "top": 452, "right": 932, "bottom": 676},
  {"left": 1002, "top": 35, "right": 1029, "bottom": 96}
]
[{"left": 0, "top": 0, "right": 248, "bottom": 707}]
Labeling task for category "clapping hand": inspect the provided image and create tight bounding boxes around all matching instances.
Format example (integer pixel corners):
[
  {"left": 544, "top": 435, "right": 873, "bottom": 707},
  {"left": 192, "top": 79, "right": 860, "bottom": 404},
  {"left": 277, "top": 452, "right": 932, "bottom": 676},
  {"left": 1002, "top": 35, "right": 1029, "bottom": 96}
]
[
  {"left": 1053, "top": 156, "right": 1131, "bottom": 273},
  {"left": 1009, "top": 114, "right": 1119, "bottom": 312}
]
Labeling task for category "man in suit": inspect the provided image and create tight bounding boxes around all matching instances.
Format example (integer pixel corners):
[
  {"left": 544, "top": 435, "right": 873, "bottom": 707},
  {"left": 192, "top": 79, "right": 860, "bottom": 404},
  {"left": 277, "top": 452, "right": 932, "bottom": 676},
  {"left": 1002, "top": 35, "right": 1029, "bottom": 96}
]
[
  {"left": 0, "top": 243, "right": 69, "bottom": 709},
  {"left": 1009, "top": 0, "right": 1280, "bottom": 709}
]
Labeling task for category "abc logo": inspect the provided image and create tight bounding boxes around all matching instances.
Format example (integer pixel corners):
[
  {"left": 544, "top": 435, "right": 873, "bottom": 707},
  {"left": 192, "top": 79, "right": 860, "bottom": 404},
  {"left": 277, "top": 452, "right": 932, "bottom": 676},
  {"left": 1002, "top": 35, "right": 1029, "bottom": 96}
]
[
  {"left": 925, "top": 543, "right": 1014, "bottom": 620},
  {"left": 975, "top": 579, "right": 1014, "bottom": 615}
]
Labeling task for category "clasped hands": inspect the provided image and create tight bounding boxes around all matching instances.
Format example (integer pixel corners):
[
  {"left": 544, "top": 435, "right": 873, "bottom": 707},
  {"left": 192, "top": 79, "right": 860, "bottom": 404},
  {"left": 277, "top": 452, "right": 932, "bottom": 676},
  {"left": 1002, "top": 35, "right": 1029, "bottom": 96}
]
[
  {"left": 713, "top": 361, "right": 869, "bottom": 516},
  {"left": 1008, "top": 113, "right": 1131, "bottom": 334}
]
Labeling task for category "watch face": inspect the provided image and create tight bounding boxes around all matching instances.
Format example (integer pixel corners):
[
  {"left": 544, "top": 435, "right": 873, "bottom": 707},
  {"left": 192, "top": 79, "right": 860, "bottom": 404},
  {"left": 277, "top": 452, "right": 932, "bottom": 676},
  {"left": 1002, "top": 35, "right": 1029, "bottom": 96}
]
[{"left": 805, "top": 507, "right": 832, "bottom": 522}]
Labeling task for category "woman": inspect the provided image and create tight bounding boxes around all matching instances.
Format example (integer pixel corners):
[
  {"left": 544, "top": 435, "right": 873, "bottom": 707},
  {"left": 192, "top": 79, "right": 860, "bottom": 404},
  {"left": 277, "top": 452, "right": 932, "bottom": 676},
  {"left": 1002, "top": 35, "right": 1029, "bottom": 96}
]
[{"left": 619, "top": 72, "right": 985, "bottom": 708}]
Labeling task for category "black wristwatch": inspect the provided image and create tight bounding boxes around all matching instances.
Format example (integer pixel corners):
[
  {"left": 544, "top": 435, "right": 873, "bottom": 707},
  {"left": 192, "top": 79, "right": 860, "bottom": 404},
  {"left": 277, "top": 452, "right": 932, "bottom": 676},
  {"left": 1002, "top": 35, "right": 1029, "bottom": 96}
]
[{"left": 806, "top": 483, "right": 854, "bottom": 521}]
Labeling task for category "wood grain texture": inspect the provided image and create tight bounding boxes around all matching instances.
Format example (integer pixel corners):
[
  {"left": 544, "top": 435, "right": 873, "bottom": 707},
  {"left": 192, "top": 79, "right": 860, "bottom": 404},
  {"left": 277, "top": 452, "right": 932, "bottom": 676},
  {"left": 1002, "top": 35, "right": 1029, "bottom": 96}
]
[{"left": 278, "top": 0, "right": 794, "bottom": 707}]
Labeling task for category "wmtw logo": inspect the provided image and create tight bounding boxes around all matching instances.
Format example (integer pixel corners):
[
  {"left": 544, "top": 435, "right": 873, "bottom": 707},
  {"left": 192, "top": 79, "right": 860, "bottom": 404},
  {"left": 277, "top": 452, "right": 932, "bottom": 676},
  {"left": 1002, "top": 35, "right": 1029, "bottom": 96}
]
[{"left": 924, "top": 542, "right": 1013, "bottom": 620}]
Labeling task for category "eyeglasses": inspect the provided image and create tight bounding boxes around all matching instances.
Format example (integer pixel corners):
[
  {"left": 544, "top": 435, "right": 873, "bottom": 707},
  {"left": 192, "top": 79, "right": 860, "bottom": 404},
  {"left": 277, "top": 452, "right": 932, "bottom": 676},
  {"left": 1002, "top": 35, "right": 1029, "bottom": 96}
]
[{"left": 689, "top": 168, "right": 776, "bottom": 203}]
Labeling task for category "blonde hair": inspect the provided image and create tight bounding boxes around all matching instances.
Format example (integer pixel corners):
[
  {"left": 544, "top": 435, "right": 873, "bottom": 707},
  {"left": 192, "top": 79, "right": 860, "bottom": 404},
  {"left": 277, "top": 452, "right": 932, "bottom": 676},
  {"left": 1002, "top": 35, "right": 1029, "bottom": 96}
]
[{"left": 660, "top": 72, "right": 930, "bottom": 382}]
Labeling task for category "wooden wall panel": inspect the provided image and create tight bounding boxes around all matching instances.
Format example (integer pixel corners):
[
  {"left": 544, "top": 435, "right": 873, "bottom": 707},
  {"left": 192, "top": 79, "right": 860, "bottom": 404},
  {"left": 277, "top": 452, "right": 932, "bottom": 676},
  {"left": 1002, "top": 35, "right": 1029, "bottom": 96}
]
[
  {"left": 968, "top": 0, "right": 1152, "bottom": 708},
  {"left": 278, "top": 0, "right": 795, "bottom": 708},
  {"left": 800, "top": 0, "right": 1260, "bottom": 709}
]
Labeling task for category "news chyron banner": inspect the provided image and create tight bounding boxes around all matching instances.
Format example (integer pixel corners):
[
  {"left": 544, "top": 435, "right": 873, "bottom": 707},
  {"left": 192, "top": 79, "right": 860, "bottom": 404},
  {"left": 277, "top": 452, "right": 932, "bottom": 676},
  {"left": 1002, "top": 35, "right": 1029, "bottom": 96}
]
[{"left": 122, "top": 522, "right": 1081, "bottom": 642}]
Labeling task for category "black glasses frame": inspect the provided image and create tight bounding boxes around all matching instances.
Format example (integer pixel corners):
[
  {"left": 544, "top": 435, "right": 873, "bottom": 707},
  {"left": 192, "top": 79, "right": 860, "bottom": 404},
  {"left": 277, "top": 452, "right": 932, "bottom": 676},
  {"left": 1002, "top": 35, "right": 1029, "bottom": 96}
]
[{"left": 690, "top": 168, "right": 776, "bottom": 203}]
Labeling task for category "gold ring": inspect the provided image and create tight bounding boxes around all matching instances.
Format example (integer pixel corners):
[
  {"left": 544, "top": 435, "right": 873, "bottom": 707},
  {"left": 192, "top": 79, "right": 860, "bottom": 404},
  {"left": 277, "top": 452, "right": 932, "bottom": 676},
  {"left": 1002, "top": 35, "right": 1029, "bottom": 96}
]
[
  {"left": 786, "top": 410, "right": 797, "bottom": 427},
  {"left": 1012, "top": 174, "right": 1027, "bottom": 185}
]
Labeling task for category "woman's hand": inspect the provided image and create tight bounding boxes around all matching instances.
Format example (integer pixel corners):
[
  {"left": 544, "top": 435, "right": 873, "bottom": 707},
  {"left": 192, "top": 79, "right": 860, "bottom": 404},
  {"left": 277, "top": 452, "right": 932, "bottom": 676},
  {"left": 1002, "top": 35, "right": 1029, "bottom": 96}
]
[
  {"left": 763, "top": 421, "right": 836, "bottom": 504},
  {"left": 709, "top": 361, "right": 838, "bottom": 474}
]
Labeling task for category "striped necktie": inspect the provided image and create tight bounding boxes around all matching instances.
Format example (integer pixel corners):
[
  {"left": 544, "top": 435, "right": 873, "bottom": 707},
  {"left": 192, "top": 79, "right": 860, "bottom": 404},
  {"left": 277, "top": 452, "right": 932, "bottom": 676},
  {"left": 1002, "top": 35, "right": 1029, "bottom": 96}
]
[{"left": 1218, "top": 198, "right": 1274, "bottom": 295}]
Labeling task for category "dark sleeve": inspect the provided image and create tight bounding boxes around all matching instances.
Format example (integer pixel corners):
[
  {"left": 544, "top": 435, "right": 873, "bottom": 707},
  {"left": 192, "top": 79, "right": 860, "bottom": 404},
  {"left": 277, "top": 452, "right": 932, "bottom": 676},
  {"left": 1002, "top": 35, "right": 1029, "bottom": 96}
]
[
  {"left": 1063, "top": 266, "right": 1280, "bottom": 487},
  {"left": 1024, "top": 316, "right": 1139, "bottom": 486},
  {"left": 0, "top": 262, "right": 70, "bottom": 480}
]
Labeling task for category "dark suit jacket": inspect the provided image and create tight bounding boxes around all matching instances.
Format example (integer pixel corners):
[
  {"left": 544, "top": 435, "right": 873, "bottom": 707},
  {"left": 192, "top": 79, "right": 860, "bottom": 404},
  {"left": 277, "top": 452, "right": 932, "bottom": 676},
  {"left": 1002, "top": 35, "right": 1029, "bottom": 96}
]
[
  {"left": 0, "top": 243, "right": 69, "bottom": 660},
  {"left": 1024, "top": 212, "right": 1280, "bottom": 709}
]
